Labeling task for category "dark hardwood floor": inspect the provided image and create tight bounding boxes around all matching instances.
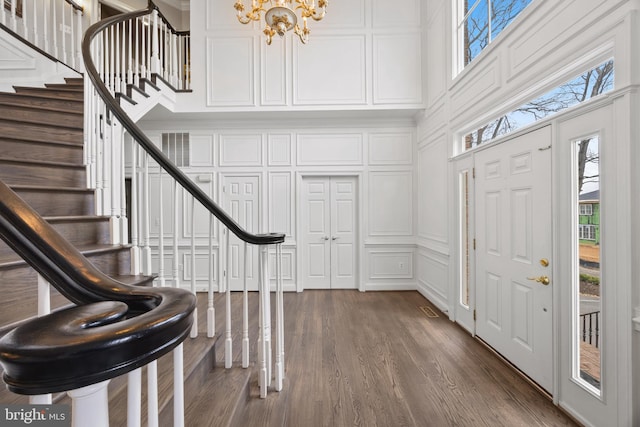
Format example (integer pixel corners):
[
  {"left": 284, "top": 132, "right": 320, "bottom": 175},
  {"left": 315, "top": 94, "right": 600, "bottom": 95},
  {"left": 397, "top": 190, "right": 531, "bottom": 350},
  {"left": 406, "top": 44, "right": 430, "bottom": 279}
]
[{"left": 230, "top": 290, "right": 577, "bottom": 427}]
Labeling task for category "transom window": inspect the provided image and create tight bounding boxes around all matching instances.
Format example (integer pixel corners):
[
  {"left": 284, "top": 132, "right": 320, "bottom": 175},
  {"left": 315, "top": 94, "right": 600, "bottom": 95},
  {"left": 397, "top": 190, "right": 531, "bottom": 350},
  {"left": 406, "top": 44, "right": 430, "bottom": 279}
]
[
  {"left": 456, "top": 0, "right": 533, "bottom": 72},
  {"left": 462, "top": 59, "right": 614, "bottom": 151}
]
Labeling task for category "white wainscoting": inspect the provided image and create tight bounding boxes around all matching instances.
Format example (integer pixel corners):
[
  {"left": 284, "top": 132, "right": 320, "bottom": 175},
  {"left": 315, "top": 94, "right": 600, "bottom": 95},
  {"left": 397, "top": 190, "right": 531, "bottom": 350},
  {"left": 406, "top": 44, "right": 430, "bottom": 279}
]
[
  {"left": 205, "top": 36, "right": 256, "bottom": 107},
  {"left": 416, "top": 248, "right": 449, "bottom": 313},
  {"left": 372, "top": 33, "right": 423, "bottom": 105},
  {"left": 219, "top": 134, "right": 263, "bottom": 166},
  {"left": 368, "top": 132, "right": 413, "bottom": 165}
]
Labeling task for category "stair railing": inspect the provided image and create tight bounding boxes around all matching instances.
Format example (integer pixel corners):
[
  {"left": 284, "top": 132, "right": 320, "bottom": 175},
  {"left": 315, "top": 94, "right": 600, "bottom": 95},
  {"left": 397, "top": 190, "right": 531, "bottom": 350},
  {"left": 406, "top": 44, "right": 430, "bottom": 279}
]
[
  {"left": 0, "top": 0, "right": 84, "bottom": 71},
  {"left": 82, "top": 2, "right": 286, "bottom": 426}
]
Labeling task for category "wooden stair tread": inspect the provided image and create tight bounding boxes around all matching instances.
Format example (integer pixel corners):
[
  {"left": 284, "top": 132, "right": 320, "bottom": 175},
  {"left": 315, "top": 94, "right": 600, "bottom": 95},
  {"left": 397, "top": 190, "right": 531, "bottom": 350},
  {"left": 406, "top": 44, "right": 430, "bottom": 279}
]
[
  {"left": 0, "top": 243, "right": 131, "bottom": 267},
  {"left": 0, "top": 119, "right": 83, "bottom": 145},
  {"left": 0, "top": 92, "right": 83, "bottom": 113},
  {"left": 9, "top": 184, "right": 94, "bottom": 194},
  {"left": 0, "top": 157, "right": 85, "bottom": 169}
]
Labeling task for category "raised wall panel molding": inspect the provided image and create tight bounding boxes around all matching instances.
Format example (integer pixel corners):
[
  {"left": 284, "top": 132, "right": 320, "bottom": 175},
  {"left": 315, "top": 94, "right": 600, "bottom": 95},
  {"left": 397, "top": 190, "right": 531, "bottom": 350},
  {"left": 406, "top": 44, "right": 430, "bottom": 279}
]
[
  {"left": 368, "top": 170, "right": 413, "bottom": 236},
  {"left": 0, "top": 37, "right": 36, "bottom": 70},
  {"left": 182, "top": 251, "right": 219, "bottom": 283},
  {"left": 368, "top": 249, "right": 414, "bottom": 279},
  {"left": 426, "top": 5, "right": 447, "bottom": 109},
  {"left": 268, "top": 248, "right": 296, "bottom": 283},
  {"left": 369, "top": 132, "right": 413, "bottom": 165},
  {"left": 293, "top": 35, "right": 367, "bottom": 105},
  {"left": 206, "top": 36, "right": 256, "bottom": 106},
  {"left": 268, "top": 134, "right": 293, "bottom": 166},
  {"left": 417, "top": 139, "right": 448, "bottom": 244},
  {"left": 190, "top": 135, "right": 215, "bottom": 166},
  {"left": 182, "top": 173, "right": 216, "bottom": 240},
  {"left": 297, "top": 133, "right": 363, "bottom": 166},
  {"left": 417, "top": 248, "right": 449, "bottom": 304},
  {"left": 269, "top": 172, "right": 293, "bottom": 237},
  {"left": 261, "top": 37, "right": 287, "bottom": 106},
  {"left": 372, "top": 0, "right": 420, "bottom": 28},
  {"left": 450, "top": 57, "right": 500, "bottom": 116},
  {"left": 220, "top": 134, "right": 263, "bottom": 166},
  {"left": 372, "top": 33, "right": 422, "bottom": 104}
]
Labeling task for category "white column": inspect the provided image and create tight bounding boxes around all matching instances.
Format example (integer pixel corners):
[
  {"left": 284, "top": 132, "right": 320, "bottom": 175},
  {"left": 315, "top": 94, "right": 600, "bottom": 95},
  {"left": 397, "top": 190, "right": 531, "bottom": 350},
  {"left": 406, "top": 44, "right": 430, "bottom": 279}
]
[{"left": 68, "top": 380, "right": 111, "bottom": 427}]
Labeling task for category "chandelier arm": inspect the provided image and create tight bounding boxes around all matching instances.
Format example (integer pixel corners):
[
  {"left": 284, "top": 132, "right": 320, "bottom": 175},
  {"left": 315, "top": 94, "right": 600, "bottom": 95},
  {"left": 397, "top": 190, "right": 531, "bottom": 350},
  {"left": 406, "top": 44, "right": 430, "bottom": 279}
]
[{"left": 294, "top": 24, "right": 308, "bottom": 44}]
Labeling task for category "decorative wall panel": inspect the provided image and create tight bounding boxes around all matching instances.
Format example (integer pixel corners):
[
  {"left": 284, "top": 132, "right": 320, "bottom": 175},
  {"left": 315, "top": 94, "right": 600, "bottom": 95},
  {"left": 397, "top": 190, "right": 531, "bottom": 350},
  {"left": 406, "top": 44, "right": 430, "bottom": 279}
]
[
  {"left": 373, "top": 33, "right": 422, "bottom": 104},
  {"left": 293, "top": 35, "right": 366, "bottom": 105},
  {"left": 268, "top": 134, "right": 292, "bottom": 166},
  {"left": 372, "top": 0, "right": 420, "bottom": 27},
  {"left": 369, "top": 132, "right": 413, "bottom": 165},
  {"left": 368, "top": 171, "right": 412, "bottom": 236},
  {"left": 220, "top": 134, "right": 263, "bottom": 166},
  {"left": 269, "top": 172, "right": 293, "bottom": 237},
  {"left": 261, "top": 37, "right": 287, "bottom": 105},
  {"left": 369, "top": 250, "right": 413, "bottom": 279},
  {"left": 206, "top": 36, "right": 255, "bottom": 106},
  {"left": 297, "top": 133, "right": 363, "bottom": 166},
  {"left": 417, "top": 138, "right": 448, "bottom": 244},
  {"left": 189, "top": 135, "right": 215, "bottom": 166}
]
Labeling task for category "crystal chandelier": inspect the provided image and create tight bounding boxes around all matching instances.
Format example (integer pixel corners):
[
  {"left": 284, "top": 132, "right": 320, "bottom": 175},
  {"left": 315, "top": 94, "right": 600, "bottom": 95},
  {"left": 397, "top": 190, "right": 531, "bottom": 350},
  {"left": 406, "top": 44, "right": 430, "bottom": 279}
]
[{"left": 234, "top": 0, "right": 328, "bottom": 45}]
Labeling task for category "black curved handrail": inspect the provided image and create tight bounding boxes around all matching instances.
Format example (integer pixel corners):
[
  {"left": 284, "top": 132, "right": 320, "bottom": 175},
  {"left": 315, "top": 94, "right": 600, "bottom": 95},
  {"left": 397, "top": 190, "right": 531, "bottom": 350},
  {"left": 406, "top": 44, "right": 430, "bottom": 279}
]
[
  {"left": 82, "top": 5, "right": 284, "bottom": 246},
  {"left": 0, "top": 180, "right": 196, "bottom": 394}
]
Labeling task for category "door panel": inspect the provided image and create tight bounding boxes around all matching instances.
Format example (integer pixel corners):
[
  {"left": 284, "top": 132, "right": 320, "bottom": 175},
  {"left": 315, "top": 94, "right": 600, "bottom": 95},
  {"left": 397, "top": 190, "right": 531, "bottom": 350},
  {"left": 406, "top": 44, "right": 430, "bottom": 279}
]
[{"left": 475, "top": 126, "right": 553, "bottom": 392}]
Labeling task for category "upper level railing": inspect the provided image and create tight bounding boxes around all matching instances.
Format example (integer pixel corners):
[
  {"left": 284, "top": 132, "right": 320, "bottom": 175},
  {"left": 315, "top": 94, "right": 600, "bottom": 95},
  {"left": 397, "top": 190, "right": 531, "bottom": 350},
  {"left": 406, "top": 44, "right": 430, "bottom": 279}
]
[{"left": 1, "top": 0, "right": 84, "bottom": 71}]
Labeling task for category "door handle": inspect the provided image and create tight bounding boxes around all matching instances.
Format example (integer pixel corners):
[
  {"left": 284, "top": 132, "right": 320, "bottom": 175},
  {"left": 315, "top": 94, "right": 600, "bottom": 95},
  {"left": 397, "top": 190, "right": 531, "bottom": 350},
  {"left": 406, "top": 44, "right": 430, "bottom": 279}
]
[
  {"left": 527, "top": 275, "right": 550, "bottom": 285},
  {"left": 331, "top": 236, "right": 339, "bottom": 241},
  {"left": 322, "top": 236, "right": 329, "bottom": 241}
]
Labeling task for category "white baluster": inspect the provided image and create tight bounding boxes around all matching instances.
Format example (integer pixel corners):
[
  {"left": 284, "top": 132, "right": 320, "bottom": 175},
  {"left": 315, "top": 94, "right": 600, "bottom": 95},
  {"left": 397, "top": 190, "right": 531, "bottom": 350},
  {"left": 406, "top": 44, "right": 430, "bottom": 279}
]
[
  {"left": 177, "top": 34, "right": 183, "bottom": 90},
  {"left": 160, "top": 22, "right": 165, "bottom": 79},
  {"left": 130, "top": 144, "right": 140, "bottom": 275},
  {"left": 10, "top": 0, "right": 17, "bottom": 32},
  {"left": 134, "top": 17, "right": 140, "bottom": 86},
  {"left": 101, "top": 115, "right": 111, "bottom": 216},
  {"left": 43, "top": 0, "right": 49, "bottom": 53},
  {"left": 224, "top": 229, "right": 232, "bottom": 369},
  {"left": 275, "top": 243, "right": 284, "bottom": 391},
  {"left": 109, "top": 26, "right": 114, "bottom": 93},
  {"left": 207, "top": 215, "right": 215, "bottom": 337},
  {"left": 109, "top": 121, "right": 120, "bottom": 245},
  {"left": 120, "top": 133, "right": 128, "bottom": 245},
  {"left": 173, "top": 180, "right": 180, "bottom": 289},
  {"left": 61, "top": 2, "right": 67, "bottom": 63},
  {"left": 52, "top": 0, "right": 58, "bottom": 58},
  {"left": 115, "top": 23, "right": 121, "bottom": 93},
  {"left": 242, "top": 241, "right": 249, "bottom": 368},
  {"left": 127, "top": 368, "right": 142, "bottom": 427},
  {"left": 22, "top": 0, "right": 28, "bottom": 41},
  {"left": 75, "top": 9, "right": 83, "bottom": 72},
  {"left": 142, "top": 152, "right": 152, "bottom": 275},
  {"left": 158, "top": 168, "right": 166, "bottom": 286},
  {"left": 259, "top": 245, "right": 269, "bottom": 398},
  {"left": 127, "top": 19, "right": 133, "bottom": 85},
  {"left": 68, "top": 380, "right": 111, "bottom": 427},
  {"left": 95, "top": 109, "right": 104, "bottom": 215},
  {"left": 30, "top": 274, "right": 52, "bottom": 405},
  {"left": 173, "top": 344, "right": 185, "bottom": 427},
  {"left": 190, "top": 195, "right": 197, "bottom": 338},
  {"left": 109, "top": 122, "right": 119, "bottom": 245},
  {"left": 69, "top": 4, "right": 75, "bottom": 69},
  {"left": 32, "top": 1, "right": 38, "bottom": 48},
  {"left": 171, "top": 32, "right": 178, "bottom": 86},
  {"left": 151, "top": 10, "right": 160, "bottom": 75},
  {"left": 147, "top": 361, "right": 159, "bottom": 427}
]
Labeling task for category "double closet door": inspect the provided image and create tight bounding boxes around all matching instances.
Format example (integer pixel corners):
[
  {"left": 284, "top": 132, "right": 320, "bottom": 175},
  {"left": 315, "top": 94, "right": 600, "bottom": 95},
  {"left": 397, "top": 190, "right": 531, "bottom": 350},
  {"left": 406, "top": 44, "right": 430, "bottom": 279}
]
[{"left": 301, "top": 177, "right": 357, "bottom": 289}]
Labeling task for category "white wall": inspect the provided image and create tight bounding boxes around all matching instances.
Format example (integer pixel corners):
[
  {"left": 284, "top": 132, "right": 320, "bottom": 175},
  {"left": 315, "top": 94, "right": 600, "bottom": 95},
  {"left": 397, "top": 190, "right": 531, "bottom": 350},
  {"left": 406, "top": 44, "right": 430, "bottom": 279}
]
[
  {"left": 179, "top": 0, "right": 424, "bottom": 112},
  {"left": 138, "top": 116, "right": 418, "bottom": 292},
  {"left": 418, "top": 0, "right": 640, "bottom": 425}
]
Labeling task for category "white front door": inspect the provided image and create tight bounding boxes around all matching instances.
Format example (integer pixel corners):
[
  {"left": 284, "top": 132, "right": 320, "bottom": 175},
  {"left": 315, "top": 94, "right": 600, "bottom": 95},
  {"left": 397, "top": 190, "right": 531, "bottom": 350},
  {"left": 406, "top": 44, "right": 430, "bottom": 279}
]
[
  {"left": 223, "top": 175, "right": 259, "bottom": 291},
  {"left": 302, "top": 176, "right": 357, "bottom": 289},
  {"left": 475, "top": 126, "right": 553, "bottom": 392}
]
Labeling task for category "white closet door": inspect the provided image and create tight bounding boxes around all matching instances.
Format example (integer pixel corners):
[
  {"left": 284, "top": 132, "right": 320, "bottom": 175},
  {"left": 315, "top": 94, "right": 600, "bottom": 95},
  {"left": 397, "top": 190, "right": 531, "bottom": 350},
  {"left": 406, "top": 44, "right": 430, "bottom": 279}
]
[{"left": 302, "top": 177, "right": 357, "bottom": 289}]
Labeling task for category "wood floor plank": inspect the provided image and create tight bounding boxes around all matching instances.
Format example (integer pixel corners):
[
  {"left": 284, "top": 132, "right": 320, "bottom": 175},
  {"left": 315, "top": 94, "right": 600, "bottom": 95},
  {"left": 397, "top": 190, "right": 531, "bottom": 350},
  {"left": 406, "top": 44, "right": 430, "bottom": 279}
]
[{"left": 232, "top": 290, "right": 577, "bottom": 427}]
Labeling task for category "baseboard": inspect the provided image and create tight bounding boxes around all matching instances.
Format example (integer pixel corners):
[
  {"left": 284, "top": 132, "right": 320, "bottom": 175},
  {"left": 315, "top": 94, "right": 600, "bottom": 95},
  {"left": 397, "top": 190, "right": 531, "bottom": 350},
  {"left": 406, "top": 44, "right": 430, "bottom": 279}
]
[
  {"left": 362, "top": 282, "right": 417, "bottom": 292},
  {"left": 416, "top": 281, "right": 449, "bottom": 315}
]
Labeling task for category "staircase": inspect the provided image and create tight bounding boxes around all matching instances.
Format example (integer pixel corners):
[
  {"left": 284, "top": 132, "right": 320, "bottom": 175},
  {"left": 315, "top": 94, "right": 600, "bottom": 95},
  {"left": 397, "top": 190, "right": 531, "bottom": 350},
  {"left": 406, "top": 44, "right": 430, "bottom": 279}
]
[{"left": 0, "top": 77, "right": 270, "bottom": 426}]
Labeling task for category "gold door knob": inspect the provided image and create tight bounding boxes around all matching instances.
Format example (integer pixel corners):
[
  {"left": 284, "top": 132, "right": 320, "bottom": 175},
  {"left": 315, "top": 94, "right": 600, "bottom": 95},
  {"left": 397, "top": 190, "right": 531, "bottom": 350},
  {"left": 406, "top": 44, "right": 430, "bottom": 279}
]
[{"left": 527, "top": 275, "right": 550, "bottom": 285}]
